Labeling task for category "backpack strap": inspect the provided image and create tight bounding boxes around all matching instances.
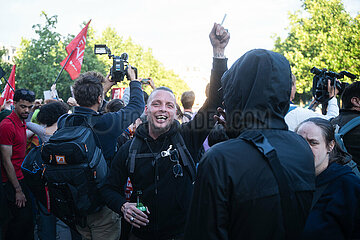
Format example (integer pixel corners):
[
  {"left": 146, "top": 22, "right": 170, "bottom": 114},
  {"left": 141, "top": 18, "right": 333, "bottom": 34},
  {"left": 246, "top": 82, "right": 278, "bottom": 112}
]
[
  {"left": 126, "top": 136, "right": 157, "bottom": 174},
  {"left": 170, "top": 132, "right": 196, "bottom": 182},
  {"left": 126, "top": 133, "right": 196, "bottom": 181},
  {"left": 335, "top": 116, "right": 360, "bottom": 152},
  {"left": 239, "top": 130, "right": 300, "bottom": 239},
  {"left": 62, "top": 113, "right": 104, "bottom": 151},
  {"left": 346, "top": 160, "right": 360, "bottom": 177},
  {"left": 334, "top": 116, "right": 360, "bottom": 177},
  {"left": 63, "top": 113, "right": 97, "bottom": 129}
]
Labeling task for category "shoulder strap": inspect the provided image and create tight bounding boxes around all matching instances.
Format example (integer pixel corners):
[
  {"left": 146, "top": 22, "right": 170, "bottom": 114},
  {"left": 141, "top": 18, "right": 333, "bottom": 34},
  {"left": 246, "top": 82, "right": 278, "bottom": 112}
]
[
  {"left": 338, "top": 116, "right": 360, "bottom": 136},
  {"left": 63, "top": 113, "right": 97, "bottom": 129},
  {"left": 346, "top": 160, "right": 360, "bottom": 177},
  {"left": 170, "top": 132, "right": 196, "bottom": 182},
  {"left": 239, "top": 130, "right": 300, "bottom": 240},
  {"left": 126, "top": 136, "right": 155, "bottom": 174},
  {"left": 335, "top": 116, "right": 360, "bottom": 152}
]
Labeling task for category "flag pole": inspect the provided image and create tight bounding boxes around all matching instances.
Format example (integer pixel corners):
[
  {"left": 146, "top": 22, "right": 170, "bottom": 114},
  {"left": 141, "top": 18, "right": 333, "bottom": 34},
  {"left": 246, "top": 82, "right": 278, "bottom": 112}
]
[
  {"left": 0, "top": 66, "right": 15, "bottom": 92},
  {"left": 1, "top": 75, "right": 15, "bottom": 93},
  {"left": 53, "top": 49, "right": 75, "bottom": 85}
]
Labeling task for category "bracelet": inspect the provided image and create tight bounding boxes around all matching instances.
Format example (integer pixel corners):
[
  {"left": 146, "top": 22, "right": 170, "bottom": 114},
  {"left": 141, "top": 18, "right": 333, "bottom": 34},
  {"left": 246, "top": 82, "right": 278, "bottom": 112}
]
[{"left": 15, "top": 186, "right": 22, "bottom": 192}]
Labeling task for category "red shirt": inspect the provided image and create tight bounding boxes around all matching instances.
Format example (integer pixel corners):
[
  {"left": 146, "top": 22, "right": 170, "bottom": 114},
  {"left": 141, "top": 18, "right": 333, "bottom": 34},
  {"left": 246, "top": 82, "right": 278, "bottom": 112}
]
[{"left": 0, "top": 111, "right": 27, "bottom": 182}]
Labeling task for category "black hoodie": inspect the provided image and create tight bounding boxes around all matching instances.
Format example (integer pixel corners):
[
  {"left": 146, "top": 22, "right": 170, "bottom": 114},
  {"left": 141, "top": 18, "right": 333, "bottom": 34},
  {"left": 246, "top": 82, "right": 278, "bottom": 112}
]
[
  {"left": 101, "top": 58, "right": 226, "bottom": 240},
  {"left": 302, "top": 162, "right": 360, "bottom": 239},
  {"left": 184, "top": 49, "right": 316, "bottom": 240}
]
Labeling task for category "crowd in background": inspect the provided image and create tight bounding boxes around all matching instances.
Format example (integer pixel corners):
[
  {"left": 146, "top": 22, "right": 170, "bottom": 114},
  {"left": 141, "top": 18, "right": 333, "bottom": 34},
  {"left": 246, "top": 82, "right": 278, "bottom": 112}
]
[{"left": 0, "top": 22, "right": 360, "bottom": 240}]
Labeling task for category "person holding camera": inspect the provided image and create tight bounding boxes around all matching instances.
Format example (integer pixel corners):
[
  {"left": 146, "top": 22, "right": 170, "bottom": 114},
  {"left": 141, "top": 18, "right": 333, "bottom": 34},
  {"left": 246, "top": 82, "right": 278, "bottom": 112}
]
[
  {"left": 285, "top": 74, "right": 339, "bottom": 131},
  {"left": 101, "top": 22, "right": 228, "bottom": 240},
  {"left": 56, "top": 69, "right": 144, "bottom": 240}
]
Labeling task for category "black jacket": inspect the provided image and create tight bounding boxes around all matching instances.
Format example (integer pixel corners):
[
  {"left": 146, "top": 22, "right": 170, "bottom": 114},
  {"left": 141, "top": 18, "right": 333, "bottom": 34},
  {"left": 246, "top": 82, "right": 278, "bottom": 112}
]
[
  {"left": 331, "top": 109, "right": 360, "bottom": 167},
  {"left": 184, "top": 49, "right": 316, "bottom": 240},
  {"left": 101, "top": 58, "right": 226, "bottom": 240},
  {"left": 302, "top": 163, "right": 360, "bottom": 239}
]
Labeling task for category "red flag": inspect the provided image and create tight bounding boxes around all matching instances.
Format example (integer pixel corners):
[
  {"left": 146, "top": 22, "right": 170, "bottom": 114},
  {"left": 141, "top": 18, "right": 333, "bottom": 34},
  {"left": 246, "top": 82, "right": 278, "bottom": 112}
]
[
  {"left": 60, "top": 20, "right": 91, "bottom": 80},
  {"left": 0, "top": 65, "right": 16, "bottom": 106}
]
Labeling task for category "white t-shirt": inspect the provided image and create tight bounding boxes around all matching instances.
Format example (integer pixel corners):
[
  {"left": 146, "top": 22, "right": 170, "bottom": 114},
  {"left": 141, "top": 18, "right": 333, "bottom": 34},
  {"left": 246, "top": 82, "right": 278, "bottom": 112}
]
[{"left": 285, "top": 97, "right": 339, "bottom": 131}]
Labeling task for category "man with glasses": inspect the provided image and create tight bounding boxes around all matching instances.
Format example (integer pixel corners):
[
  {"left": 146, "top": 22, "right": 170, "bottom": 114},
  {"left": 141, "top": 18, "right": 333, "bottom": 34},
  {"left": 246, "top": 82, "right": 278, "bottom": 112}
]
[
  {"left": 101, "top": 23, "right": 229, "bottom": 240},
  {"left": 0, "top": 89, "right": 35, "bottom": 240}
]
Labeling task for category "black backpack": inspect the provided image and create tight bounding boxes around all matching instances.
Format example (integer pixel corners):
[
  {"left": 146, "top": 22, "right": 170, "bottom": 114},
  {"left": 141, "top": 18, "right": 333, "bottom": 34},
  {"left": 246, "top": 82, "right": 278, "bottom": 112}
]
[
  {"left": 40, "top": 114, "right": 108, "bottom": 227},
  {"left": 334, "top": 116, "right": 360, "bottom": 177},
  {"left": 21, "top": 145, "right": 47, "bottom": 206}
]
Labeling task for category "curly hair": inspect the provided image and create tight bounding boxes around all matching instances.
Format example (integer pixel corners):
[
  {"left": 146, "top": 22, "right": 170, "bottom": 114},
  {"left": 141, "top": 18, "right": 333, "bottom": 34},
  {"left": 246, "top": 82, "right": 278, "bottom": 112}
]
[
  {"left": 73, "top": 71, "right": 105, "bottom": 107},
  {"left": 37, "top": 101, "right": 69, "bottom": 127}
]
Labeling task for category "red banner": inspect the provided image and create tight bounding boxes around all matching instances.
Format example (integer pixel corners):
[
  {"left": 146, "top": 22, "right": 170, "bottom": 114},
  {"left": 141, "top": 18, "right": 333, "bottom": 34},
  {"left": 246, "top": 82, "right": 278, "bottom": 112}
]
[
  {"left": 0, "top": 65, "right": 16, "bottom": 106},
  {"left": 111, "top": 87, "right": 126, "bottom": 99},
  {"left": 60, "top": 20, "right": 91, "bottom": 80}
]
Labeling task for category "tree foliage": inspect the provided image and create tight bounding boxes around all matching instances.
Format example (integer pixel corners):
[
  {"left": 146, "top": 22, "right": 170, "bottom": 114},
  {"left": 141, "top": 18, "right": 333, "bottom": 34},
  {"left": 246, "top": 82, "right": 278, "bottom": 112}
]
[
  {"left": 14, "top": 13, "right": 189, "bottom": 101},
  {"left": 273, "top": 0, "right": 360, "bottom": 101}
]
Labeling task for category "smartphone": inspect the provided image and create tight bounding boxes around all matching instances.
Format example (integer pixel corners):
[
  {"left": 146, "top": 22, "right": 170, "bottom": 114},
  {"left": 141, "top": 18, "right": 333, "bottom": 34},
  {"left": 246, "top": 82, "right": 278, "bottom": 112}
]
[{"left": 141, "top": 78, "right": 150, "bottom": 84}]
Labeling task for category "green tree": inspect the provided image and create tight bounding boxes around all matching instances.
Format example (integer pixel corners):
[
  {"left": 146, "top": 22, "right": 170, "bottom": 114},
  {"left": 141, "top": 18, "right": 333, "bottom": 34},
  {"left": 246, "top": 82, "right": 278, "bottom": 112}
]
[
  {"left": 15, "top": 13, "right": 189, "bottom": 101},
  {"left": 15, "top": 13, "right": 105, "bottom": 100},
  {"left": 273, "top": 0, "right": 360, "bottom": 102},
  {"left": 15, "top": 12, "right": 70, "bottom": 99}
]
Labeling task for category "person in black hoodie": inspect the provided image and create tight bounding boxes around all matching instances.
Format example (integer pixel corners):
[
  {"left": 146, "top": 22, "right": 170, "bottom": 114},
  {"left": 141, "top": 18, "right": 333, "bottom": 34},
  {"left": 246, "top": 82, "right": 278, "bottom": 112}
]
[
  {"left": 101, "top": 22, "right": 228, "bottom": 240},
  {"left": 296, "top": 117, "right": 360, "bottom": 240},
  {"left": 184, "top": 49, "right": 316, "bottom": 240}
]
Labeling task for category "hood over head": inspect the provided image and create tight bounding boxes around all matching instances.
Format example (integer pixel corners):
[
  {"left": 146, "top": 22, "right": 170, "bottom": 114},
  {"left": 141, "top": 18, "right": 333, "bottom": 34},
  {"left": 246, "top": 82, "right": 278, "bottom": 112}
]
[{"left": 221, "top": 49, "right": 292, "bottom": 137}]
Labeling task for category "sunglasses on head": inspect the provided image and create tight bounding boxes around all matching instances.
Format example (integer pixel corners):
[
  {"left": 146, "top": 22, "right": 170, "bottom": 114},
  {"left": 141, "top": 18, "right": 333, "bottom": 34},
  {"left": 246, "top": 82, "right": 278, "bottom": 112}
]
[{"left": 20, "top": 89, "right": 35, "bottom": 96}]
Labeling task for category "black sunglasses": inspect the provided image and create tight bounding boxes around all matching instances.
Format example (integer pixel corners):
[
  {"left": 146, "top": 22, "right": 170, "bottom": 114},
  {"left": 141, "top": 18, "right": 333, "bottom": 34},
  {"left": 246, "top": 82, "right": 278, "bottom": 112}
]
[{"left": 169, "top": 149, "right": 183, "bottom": 178}]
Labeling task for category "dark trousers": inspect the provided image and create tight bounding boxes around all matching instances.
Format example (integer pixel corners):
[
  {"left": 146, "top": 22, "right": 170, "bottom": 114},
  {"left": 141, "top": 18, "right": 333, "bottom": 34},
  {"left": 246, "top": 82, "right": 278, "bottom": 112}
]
[{"left": 2, "top": 180, "right": 34, "bottom": 240}]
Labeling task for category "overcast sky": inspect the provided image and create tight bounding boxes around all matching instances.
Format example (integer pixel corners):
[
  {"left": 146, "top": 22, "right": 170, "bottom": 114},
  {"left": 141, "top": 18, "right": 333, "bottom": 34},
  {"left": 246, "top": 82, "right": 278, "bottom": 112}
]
[{"left": 1, "top": 0, "right": 359, "bottom": 76}]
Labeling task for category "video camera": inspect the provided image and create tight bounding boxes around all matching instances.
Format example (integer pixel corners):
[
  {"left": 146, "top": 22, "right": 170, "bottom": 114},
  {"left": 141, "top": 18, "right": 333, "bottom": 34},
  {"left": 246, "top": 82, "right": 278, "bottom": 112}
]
[
  {"left": 94, "top": 44, "right": 137, "bottom": 82},
  {"left": 311, "top": 67, "right": 356, "bottom": 103}
]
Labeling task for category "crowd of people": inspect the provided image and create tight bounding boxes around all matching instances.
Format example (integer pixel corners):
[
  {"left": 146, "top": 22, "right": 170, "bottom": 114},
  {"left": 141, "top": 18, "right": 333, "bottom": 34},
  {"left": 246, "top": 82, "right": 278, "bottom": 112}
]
[{"left": 0, "top": 22, "right": 360, "bottom": 240}]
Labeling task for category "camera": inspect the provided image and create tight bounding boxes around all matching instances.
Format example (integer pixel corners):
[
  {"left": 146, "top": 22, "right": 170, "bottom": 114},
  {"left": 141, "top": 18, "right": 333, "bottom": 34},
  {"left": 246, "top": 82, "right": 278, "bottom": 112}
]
[
  {"left": 310, "top": 67, "right": 356, "bottom": 103},
  {"left": 94, "top": 44, "right": 137, "bottom": 82}
]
